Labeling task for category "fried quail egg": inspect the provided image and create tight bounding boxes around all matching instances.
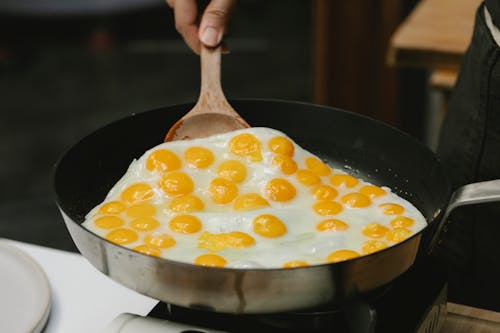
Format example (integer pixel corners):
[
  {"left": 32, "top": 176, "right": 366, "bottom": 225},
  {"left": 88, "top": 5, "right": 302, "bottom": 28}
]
[{"left": 83, "top": 128, "right": 427, "bottom": 268}]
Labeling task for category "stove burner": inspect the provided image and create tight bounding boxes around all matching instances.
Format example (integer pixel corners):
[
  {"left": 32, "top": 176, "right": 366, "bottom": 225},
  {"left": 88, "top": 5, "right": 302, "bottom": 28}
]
[{"left": 148, "top": 258, "right": 447, "bottom": 333}]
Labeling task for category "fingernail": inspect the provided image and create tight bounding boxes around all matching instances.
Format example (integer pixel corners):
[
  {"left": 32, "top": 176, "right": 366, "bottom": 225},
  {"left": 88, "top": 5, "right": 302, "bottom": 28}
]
[{"left": 201, "top": 27, "right": 221, "bottom": 46}]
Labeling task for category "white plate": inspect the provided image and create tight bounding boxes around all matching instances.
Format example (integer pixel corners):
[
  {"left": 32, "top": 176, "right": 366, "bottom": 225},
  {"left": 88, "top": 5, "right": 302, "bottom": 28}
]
[{"left": 0, "top": 240, "right": 51, "bottom": 333}]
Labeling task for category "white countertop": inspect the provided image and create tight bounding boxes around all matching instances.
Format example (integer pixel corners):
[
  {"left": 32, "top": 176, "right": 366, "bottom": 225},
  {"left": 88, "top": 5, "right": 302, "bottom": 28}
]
[{"left": 3, "top": 239, "right": 159, "bottom": 333}]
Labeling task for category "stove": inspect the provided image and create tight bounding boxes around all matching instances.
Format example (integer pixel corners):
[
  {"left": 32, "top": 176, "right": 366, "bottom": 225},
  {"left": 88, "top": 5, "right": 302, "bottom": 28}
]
[{"left": 147, "top": 258, "right": 447, "bottom": 333}]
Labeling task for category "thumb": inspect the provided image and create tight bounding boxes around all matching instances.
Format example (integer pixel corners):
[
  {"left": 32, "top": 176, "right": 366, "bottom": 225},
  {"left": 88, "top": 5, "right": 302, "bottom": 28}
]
[{"left": 199, "top": 0, "right": 235, "bottom": 47}]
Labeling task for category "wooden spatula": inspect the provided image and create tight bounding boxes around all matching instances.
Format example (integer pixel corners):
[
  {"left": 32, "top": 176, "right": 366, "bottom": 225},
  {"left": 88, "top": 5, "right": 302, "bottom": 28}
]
[{"left": 164, "top": 45, "right": 250, "bottom": 142}]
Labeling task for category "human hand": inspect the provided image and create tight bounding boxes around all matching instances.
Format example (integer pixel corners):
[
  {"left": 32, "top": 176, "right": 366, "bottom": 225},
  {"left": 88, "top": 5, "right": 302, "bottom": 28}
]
[{"left": 166, "top": 0, "right": 236, "bottom": 54}]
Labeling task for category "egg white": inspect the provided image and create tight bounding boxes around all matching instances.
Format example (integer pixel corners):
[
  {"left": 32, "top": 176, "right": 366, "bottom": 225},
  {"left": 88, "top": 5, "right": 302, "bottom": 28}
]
[{"left": 83, "top": 127, "right": 427, "bottom": 268}]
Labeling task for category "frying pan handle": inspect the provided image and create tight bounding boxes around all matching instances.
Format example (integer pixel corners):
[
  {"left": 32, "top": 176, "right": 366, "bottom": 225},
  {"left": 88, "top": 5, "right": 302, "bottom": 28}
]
[{"left": 428, "top": 179, "right": 500, "bottom": 253}]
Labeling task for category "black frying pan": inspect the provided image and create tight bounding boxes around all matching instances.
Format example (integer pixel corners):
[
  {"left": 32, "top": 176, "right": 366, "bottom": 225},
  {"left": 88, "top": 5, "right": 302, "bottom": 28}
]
[{"left": 53, "top": 99, "right": 500, "bottom": 313}]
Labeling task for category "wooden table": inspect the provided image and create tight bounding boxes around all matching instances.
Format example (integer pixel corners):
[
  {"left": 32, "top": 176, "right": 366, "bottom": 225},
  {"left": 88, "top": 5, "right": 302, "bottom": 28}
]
[
  {"left": 442, "top": 303, "right": 500, "bottom": 332},
  {"left": 388, "top": 0, "right": 481, "bottom": 90}
]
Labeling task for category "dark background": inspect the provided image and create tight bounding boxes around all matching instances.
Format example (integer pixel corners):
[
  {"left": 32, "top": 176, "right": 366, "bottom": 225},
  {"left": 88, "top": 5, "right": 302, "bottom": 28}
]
[{"left": 0, "top": 0, "right": 424, "bottom": 251}]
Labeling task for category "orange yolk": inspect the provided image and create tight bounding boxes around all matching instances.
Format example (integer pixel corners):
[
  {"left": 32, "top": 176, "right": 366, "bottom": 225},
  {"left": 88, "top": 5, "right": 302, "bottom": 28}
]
[
  {"left": 390, "top": 216, "right": 415, "bottom": 228},
  {"left": 386, "top": 228, "right": 412, "bottom": 243},
  {"left": 329, "top": 174, "right": 359, "bottom": 188},
  {"left": 146, "top": 149, "right": 181, "bottom": 172},
  {"left": 268, "top": 136, "right": 294, "bottom": 156},
  {"left": 209, "top": 178, "right": 239, "bottom": 204},
  {"left": 253, "top": 214, "right": 287, "bottom": 238},
  {"left": 305, "top": 157, "right": 331, "bottom": 176},
  {"left": 126, "top": 203, "right": 157, "bottom": 218},
  {"left": 359, "top": 185, "right": 387, "bottom": 198},
  {"left": 229, "top": 133, "right": 262, "bottom": 162},
  {"left": 327, "top": 250, "right": 360, "bottom": 263},
  {"left": 311, "top": 185, "right": 338, "bottom": 201},
  {"left": 121, "top": 183, "right": 154, "bottom": 204},
  {"left": 198, "top": 231, "right": 255, "bottom": 252},
  {"left": 265, "top": 178, "right": 296, "bottom": 202},
  {"left": 194, "top": 254, "right": 227, "bottom": 267},
  {"left": 340, "top": 193, "right": 371, "bottom": 208},
  {"left": 159, "top": 171, "right": 194, "bottom": 197},
  {"left": 379, "top": 203, "right": 405, "bottom": 215},
  {"left": 283, "top": 260, "right": 309, "bottom": 268},
  {"left": 227, "top": 231, "right": 256, "bottom": 248},
  {"left": 316, "top": 219, "right": 349, "bottom": 232},
  {"left": 296, "top": 169, "right": 321, "bottom": 186},
  {"left": 169, "top": 214, "right": 202, "bottom": 234},
  {"left": 133, "top": 244, "right": 162, "bottom": 257},
  {"left": 272, "top": 155, "right": 298, "bottom": 175},
  {"left": 233, "top": 193, "right": 269, "bottom": 211},
  {"left": 144, "top": 233, "right": 176, "bottom": 248},
  {"left": 98, "top": 201, "right": 125, "bottom": 215},
  {"left": 105, "top": 228, "right": 138, "bottom": 245},
  {"left": 217, "top": 160, "right": 247, "bottom": 183},
  {"left": 362, "top": 240, "right": 388, "bottom": 254},
  {"left": 130, "top": 217, "right": 160, "bottom": 231},
  {"left": 184, "top": 146, "right": 214, "bottom": 169},
  {"left": 313, "top": 201, "right": 343, "bottom": 216},
  {"left": 168, "top": 194, "right": 205, "bottom": 213},
  {"left": 362, "top": 223, "right": 389, "bottom": 238},
  {"left": 94, "top": 216, "right": 124, "bottom": 229}
]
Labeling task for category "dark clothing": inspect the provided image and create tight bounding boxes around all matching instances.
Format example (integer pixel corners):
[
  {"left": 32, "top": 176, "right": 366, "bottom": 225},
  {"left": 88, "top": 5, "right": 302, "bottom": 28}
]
[
  {"left": 486, "top": 0, "right": 500, "bottom": 27},
  {"left": 435, "top": 2, "right": 500, "bottom": 311}
]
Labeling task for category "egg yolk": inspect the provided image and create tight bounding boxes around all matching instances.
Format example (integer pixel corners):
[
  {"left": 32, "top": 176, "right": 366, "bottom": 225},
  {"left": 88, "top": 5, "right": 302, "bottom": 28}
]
[
  {"left": 272, "top": 155, "right": 298, "bottom": 175},
  {"left": 386, "top": 228, "right": 412, "bottom": 243},
  {"left": 233, "top": 193, "right": 269, "bottom": 211},
  {"left": 130, "top": 217, "right": 160, "bottom": 231},
  {"left": 133, "top": 244, "right": 162, "bottom": 257},
  {"left": 327, "top": 250, "right": 360, "bottom": 263},
  {"left": 311, "top": 185, "right": 338, "bottom": 201},
  {"left": 316, "top": 219, "right": 349, "bottom": 232},
  {"left": 296, "top": 169, "right": 321, "bottom": 186},
  {"left": 379, "top": 203, "right": 405, "bottom": 215},
  {"left": 265, "top": 178, "right": 296, "bottom": 202},
  {"left": 94, "top": 216, "right": 124, "bottom": 229},
  {"left": 169, "top": 214, "right": 202, "bottom": 234},
  {"left": 209, "top": 178, "right": 239, "bottom": 204},
  {"left": 229, "top": 133, "right": 262, "bottom": 162},
  {"left": 305, "top": 157, "right": 331, "bottom": 176},
  {"left": 144, "top": 233, "right": 176, "bottom": 248},
  {"left": 217, "top": 160, "right": 247, "bottom": 183},
  {"left": 227, "top": 231, "right": 256, "bottom": 248},
  {"left": 340, "top": 193, "right": 371, "bottom": 208},
  {"left": 359, "top": 185, "right": 387, "bottom": 198},
  {"left": 329, "top": 174, "right": 359, "bottom": 188},
  {"left": 126, "top": 203, "right": 157, "bottom": 218},
  {"left": 283, "top": 260, "right": 309, "bottom": 268},
  {"left": 194, "top": 254, "right": 227, "bottom": 267},
  {"left": 159, "top": 171, "right": 194, "bottom": 197},
  {"left": 198, "top": 231, "right": 255, "bottom": 252},
  {"left": 390, "top": 216, "right": 415, "bottom": 228},
  {"left": 253, "top": 214, "right": 287, "bottom": 238},
  {"left": 98, "top": 201, "right": 125, "bottom": 215},
  {"left": 362, "top": 240, "right": 388, "bottom": 254},
  {"left": 362, "top": 223, "right": 389, "bottom": 238},
  {"left": 184, "top": 146, "right": 214, "bottom": 169},
  {"left": 105, "top": 228, "right": 138, "bottom": 245},
  {"left": 168, "top": 194, "right": 205, "bottom": 213},
  {"left": 313, "top": 201, "right": 343, "bottom": 216},
  {"left": 146, "top": 149, "right": 181, "bottom": 172},
  {"left": 268, "top": 136, "right": 294, "bottom": 156},
  {"left": 121, "top": 183, "right": 154, "bottom": 204}
]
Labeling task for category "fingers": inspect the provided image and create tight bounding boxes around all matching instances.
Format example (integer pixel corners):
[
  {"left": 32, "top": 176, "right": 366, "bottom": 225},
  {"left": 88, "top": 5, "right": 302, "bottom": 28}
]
[
  {"left": 199, "top": 0, "right": 236, "bottom": 47},
  {"left": 168, "top": 0, "right": 202, "bottom": 54}
]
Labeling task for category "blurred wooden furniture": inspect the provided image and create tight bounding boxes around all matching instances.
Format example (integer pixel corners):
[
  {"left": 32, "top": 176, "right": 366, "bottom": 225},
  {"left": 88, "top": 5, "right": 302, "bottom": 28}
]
[
  {"left": 443, "top": 302, "right": 500, "bottom": 332},
  {"left": 388, "top": 0, "right": 481, "bottom": 90}
]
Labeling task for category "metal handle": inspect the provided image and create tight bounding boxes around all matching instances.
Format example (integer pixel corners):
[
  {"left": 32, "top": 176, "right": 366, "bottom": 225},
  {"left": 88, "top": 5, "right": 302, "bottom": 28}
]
[{"left": 429, "top": 179, "right": 500, "bottom": 252}]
